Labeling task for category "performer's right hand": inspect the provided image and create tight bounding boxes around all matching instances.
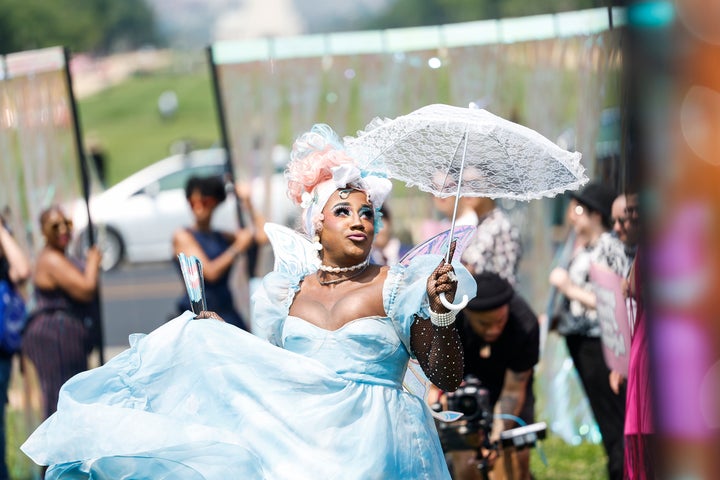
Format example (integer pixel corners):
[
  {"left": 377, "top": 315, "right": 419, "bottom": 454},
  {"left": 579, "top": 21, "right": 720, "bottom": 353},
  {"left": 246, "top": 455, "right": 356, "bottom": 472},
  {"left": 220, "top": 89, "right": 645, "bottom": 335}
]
[{"left": 196, "top": 311, "right": 225, "bottom": 322}]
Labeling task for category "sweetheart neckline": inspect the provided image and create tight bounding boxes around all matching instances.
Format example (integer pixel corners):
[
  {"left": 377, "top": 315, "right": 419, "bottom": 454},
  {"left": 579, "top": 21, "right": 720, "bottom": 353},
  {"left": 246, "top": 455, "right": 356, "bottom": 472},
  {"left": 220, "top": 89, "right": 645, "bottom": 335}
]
[{"left": 285, "top": 315, "right": 389, "bottom": 333}]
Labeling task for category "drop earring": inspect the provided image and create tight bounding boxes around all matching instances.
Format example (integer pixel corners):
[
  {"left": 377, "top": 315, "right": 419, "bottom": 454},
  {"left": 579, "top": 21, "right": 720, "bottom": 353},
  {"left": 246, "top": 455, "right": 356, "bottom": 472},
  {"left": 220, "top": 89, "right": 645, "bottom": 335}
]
[{"left": 313, "top": 234, "right": 322, "bottom": 251}]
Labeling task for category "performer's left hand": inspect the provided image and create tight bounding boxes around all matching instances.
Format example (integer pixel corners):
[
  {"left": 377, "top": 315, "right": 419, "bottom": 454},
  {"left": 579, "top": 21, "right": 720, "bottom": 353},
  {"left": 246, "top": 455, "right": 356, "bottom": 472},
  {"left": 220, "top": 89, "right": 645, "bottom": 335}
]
[{"left": 427, "top": 240, "right": 458, "bottom": 313}]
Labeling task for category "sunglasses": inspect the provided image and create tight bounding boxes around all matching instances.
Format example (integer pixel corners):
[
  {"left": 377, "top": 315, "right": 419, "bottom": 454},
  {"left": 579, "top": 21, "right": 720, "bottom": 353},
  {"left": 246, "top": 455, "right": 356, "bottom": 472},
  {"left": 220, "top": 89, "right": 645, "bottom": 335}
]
[
  {"left": 50, "top": 219, "right": 73, "bottom": 232},
  {"left": 188, "top": 192, "right": 220, "bottom": 208},
  {"left": 189, "top": 195, "right": 219, "bottom": 209}
]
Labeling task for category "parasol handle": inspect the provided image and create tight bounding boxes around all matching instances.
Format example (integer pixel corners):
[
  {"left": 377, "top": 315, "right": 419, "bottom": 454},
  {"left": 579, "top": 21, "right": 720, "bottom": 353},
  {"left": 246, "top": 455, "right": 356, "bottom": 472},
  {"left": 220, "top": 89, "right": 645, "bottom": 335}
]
[
  {"left": 440, "top": 293, "right": 469, "bottom": 311},
  {"left": 439, "top": 126, "right": 470, "bottom": 312}
]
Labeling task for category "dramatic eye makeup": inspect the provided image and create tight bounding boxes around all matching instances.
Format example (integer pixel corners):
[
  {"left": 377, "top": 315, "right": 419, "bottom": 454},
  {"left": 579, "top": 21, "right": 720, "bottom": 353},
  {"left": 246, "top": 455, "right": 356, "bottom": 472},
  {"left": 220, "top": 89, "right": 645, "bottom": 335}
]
[
  {"left": 331, "top": 204, "right": 351, "bottom": 216},
  {"left": 329, "top": 202, "right": 374, "bottom": 221},
  {"left": 359, "top": 206, "right": 374, "bottom": 219}
]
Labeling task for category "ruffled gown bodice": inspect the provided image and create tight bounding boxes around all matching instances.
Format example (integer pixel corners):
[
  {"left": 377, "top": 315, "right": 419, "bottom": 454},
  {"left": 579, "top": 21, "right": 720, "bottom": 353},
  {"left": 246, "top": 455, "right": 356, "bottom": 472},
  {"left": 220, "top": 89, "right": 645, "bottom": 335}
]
[{"left": 282, "top": 315, "right": 408, "bottom": 388}]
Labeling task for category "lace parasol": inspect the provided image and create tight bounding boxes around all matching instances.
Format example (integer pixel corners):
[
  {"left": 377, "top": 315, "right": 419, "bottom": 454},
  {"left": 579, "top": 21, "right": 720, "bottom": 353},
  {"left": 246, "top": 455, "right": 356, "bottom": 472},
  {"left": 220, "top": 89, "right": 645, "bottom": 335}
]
[
  {"left": 345, "top": 103, "right": 587, "bottom": 202},
  {"left": 346, "top": 103, "right": 587, "bottom": 310}
]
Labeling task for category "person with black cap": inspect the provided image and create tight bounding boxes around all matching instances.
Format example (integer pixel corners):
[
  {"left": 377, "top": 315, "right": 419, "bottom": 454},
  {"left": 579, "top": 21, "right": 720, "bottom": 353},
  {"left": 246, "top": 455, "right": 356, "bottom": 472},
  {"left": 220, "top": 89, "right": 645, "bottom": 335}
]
[
  {"left": 450, "top": 271, "right": 539, "bottom": 480},
  {"left": 548, "top": 182, "right": 629, "bottom": 480}
]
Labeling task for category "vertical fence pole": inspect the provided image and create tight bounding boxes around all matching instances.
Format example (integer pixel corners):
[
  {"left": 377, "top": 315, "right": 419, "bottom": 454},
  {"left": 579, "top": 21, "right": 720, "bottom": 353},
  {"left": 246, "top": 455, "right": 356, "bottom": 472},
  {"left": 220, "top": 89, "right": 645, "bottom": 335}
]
[{"left": 62, "top": 46, "right": 105, "bottom": 365}]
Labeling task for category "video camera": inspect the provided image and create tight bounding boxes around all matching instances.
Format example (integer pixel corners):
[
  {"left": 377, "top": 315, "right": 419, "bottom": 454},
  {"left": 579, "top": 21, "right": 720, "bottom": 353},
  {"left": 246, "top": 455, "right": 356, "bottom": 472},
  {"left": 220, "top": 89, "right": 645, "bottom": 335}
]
[
  {"left": 432, "top": 376, "right": 494, "bottom": 452},
  {"left": 432, "top": 376, "right": 548, "bottom": 479}
]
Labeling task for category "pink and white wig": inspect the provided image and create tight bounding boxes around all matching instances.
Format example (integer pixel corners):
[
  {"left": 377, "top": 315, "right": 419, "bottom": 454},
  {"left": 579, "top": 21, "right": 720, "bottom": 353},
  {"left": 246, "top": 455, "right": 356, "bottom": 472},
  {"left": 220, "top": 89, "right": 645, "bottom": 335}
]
[{"left": 286, "top": 124, "right": 392, "bottom": 237}]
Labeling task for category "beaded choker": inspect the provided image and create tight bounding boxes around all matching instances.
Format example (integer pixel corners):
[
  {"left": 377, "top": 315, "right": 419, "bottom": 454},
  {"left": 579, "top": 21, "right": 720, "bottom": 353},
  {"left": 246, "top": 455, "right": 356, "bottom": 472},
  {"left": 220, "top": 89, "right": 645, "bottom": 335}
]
[
  {"left": 318, "top": 258, "right": 369, "bottom": 273},
  {"left": 317, "top": 263, "right": 369, "bottom": 286}
]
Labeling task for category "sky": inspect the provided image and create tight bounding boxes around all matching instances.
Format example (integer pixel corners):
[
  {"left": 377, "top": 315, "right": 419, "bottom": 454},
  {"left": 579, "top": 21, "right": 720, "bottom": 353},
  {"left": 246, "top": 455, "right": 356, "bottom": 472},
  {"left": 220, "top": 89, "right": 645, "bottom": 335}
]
[{"left": 147, "top": 0, "right": 392, "bottom": 47}]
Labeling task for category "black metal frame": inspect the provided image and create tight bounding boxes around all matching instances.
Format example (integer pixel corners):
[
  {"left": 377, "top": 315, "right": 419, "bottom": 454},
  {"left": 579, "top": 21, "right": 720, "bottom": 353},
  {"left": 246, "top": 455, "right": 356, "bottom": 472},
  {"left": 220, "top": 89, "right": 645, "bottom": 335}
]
[{"left": 62, "top": 46, "right": 105, "bottom": 365}]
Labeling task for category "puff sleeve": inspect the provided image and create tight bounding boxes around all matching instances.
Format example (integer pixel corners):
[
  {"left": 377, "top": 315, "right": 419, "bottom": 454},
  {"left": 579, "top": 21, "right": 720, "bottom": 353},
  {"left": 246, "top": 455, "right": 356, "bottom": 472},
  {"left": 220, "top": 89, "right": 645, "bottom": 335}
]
[
  {"left": 383, "top": 254, "right": 476, "bottom": 357},
  {"left": 251, "top": 271, "right": 299, "bottom": 347}
]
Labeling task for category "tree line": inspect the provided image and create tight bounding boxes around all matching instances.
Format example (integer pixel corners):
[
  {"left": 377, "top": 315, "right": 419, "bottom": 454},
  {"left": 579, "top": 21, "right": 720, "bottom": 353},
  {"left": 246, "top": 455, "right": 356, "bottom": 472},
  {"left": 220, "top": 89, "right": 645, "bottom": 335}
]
[
  {"left": 1, "top": 0, "right": 616, "bottom": 57},
  {"left": 0, "top": 0, "right": 159, "bottom": 56},
  {"left": 335, "top": 0, "right": 616, "bottom": 33}
]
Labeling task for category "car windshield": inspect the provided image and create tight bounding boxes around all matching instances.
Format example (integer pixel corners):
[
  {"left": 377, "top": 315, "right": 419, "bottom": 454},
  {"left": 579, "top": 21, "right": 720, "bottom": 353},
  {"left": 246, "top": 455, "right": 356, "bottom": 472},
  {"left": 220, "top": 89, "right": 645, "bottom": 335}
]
[
  {"left": 134, "top": 164, "right": 226, "bottom": 196},
  {"left": 157, "top": 165, "right": 225, "bottom": 191}
]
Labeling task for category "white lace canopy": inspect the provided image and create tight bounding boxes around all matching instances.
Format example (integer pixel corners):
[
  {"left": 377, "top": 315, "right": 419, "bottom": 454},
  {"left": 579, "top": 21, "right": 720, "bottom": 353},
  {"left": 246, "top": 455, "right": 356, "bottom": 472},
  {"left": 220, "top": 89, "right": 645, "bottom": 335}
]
[{"left": 345, "top": 104, "right": 588, "bottom": 201}]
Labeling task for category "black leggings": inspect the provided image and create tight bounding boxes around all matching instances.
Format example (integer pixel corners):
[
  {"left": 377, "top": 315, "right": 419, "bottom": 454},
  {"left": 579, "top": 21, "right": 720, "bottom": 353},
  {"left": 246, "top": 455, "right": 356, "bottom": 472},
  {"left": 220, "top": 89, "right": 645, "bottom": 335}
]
[{"left": 565, "top": 334, "right": 626, "bottom": 480}]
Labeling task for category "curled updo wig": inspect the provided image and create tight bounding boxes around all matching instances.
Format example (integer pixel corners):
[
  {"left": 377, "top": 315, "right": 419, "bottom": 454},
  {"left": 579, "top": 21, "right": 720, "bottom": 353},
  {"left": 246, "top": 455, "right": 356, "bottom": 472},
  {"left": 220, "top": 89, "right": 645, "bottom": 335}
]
[
  {"left": 285, "top": 124, "right": 355, "bottom": 206},
  {"left": 285, "top": 124, "right": 393, "bottom": 237}
]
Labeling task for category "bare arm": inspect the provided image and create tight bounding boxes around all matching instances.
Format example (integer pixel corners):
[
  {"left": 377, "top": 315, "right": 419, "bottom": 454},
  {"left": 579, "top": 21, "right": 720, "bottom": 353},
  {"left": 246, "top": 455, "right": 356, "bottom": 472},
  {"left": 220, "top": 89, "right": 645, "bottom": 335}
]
[
  {"left": 172, "top": 228, "right": 252, "bottom": 283},
  {"left": 0, "top": 223, "right": 31, "bottom": 285},
  {"left": 235, "top": 181, "right": 268, "bottom": 246},
  {"left": 36, "top": 247, "right": 101, "bottom": 303},
  {"left": 497, "top": 369, "right": 532, "bottom": 430}
]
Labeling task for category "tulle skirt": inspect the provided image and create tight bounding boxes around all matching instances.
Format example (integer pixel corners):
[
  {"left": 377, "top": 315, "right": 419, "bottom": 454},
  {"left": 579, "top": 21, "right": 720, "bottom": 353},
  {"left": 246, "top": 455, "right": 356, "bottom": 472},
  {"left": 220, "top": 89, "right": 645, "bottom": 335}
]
[{"left": 22, "top": 313, "right": 449, "bottom": 480}]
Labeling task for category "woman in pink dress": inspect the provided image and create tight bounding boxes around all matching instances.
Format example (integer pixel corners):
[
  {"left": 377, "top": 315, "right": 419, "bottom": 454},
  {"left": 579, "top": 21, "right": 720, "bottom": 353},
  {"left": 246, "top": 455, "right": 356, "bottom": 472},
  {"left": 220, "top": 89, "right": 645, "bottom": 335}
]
[{"left": 624, "top": 250, "right": 655, "bottom": 479}]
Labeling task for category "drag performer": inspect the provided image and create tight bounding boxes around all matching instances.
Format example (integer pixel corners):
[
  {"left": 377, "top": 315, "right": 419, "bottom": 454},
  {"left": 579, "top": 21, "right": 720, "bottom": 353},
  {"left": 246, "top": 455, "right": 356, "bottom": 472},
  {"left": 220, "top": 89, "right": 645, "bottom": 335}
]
[{"left": 22, "top": 124, "right": 476, "bottom": 479}]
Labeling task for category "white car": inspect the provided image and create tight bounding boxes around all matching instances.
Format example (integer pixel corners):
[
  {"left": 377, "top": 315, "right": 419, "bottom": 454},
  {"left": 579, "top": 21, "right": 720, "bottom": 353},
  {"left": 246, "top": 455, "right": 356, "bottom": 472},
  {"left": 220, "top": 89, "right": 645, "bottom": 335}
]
[{"left": 69, "top": 149, "right": 240, "bottom": 271}]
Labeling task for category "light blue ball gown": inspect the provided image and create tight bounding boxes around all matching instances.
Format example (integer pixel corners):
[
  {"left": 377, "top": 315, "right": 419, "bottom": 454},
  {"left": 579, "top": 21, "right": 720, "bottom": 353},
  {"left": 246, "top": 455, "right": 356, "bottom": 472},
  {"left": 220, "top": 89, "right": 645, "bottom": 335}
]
[{"left": 21, "top": 224, "right": 476, "bottom": 480}]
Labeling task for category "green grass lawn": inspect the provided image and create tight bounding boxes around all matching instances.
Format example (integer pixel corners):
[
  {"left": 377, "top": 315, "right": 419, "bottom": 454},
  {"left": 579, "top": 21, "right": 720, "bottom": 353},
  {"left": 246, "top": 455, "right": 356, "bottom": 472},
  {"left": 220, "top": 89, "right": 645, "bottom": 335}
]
[
  {"left": 531, "top": 435, "right": 606, "bottom": 480},
  {"left": 79, "top": 68, "right": 220, "bottom": 187},
  {"left": 7, "top": 410, "right": 40, "bottom": 480}
]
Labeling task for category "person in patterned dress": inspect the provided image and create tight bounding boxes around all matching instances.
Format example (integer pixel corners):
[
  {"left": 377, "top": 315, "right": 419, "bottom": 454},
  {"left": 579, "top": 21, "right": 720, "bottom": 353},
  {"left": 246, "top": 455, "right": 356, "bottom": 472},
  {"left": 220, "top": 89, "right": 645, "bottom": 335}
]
[
  {"left": 548, "top": 182, "right": 629, "bottom": 480},
  {"left": 433, "top": 193, "right": 522, "bottom": 286}
]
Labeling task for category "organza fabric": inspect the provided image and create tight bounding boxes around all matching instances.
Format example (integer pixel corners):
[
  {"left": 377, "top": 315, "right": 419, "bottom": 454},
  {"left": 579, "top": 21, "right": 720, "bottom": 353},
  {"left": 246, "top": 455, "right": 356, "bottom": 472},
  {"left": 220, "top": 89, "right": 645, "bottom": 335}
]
[{"left": 21, "top": 253, "right": 475, "bottom": 480}]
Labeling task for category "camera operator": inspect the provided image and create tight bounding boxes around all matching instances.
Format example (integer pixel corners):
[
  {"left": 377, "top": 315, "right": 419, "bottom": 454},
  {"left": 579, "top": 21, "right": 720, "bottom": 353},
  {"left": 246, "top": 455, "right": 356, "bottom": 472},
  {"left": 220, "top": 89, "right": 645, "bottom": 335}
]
[{"left": 451, "top": 271, "right": 539, "bottom": 480}]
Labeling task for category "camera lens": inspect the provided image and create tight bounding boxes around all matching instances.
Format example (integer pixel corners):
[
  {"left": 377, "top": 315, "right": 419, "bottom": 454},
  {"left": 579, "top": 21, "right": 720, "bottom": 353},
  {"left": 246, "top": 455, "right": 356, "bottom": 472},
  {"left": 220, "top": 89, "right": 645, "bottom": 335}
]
[{"left": 457, "top": 396, "right": 478, "bottom": 416}]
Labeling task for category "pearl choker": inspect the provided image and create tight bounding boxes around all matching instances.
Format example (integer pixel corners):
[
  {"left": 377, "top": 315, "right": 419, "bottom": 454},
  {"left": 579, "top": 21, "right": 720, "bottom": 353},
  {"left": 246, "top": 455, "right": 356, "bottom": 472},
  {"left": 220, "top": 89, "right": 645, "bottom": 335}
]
[
  {"left": 317, "top": 262, "right": 370, "bottom": 286},
  {"left": 318, "top": 258, "right": 369, "bottom": 273}
]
